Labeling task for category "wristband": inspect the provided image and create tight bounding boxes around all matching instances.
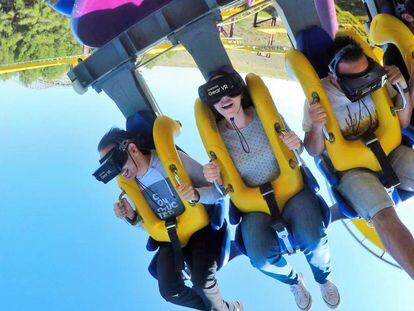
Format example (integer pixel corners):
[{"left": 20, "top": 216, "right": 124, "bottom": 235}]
[
  {"left": 189, "top": 190, "right": 200, "bottom": 204},
  {"left": 126, "top": 210, "right": 139, "bottom": 225},
  {"left": 403, "top": 85, "right": 410, "bottom": 93}
]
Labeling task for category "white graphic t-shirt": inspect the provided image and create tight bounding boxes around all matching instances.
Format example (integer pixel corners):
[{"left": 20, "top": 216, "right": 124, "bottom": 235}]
[
  {"left": 140, "top": 177, "right": 185, "bottom": 220},
  {"left": 302, "top": 78, "right": 396, "bottom": 140}
]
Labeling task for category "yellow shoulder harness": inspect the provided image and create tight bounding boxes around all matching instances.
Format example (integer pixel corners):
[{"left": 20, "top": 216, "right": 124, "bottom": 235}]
[
  {"left": 117, "top": 116, "right": 209, "bottom": 246},
  {"left": 195, "top": 73, "right": 303, "bottom": 214},
  {"left": 370, "top": 13, "right": 414, "bottom": 72},
  {"left": 285, "top": 29, "right": 401, "bottom": 172}
]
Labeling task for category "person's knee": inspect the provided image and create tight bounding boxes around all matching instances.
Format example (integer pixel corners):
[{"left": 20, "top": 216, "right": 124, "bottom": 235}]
[
  {"left": 158, "top": 281, "right": 183, "bottom": 302},
  {"left": 158, "top": 285, "right": 173, "bottom": 302},
  {"left": 372, "top": 207, "right": 399, "bottom": 229},
  {"left": 250, "top": 255, "right": 267, "bottom": 270},
  {"left": 297, "top": 225, "right": 327, "bottom": 252},
  {"left": 249, "top": 251, "right": 283, "bottom": 270},
  {"left": 191, "top": 267, "right": 216, "bottom": 289}
]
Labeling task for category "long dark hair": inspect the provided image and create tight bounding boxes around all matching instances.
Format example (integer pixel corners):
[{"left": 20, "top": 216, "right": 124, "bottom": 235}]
[{"left": 97, "top": 127, "right": 152, "bottom": 155}]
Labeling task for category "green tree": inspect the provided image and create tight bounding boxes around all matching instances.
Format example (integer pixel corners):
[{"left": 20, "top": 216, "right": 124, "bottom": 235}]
[{"left": 0, "top": 0, "right": 82, "bottom": 85}]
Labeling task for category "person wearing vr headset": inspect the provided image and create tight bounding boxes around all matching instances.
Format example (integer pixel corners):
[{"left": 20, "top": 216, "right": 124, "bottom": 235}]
[
  {"left": 303, "top": 36, "right": 414, "bottom": 279},
  {"left": 94, "top": 128, "right": 243, "bottom": 311},
  {"left": 199, "top": 69, "right": 340, "bottom": 311}
]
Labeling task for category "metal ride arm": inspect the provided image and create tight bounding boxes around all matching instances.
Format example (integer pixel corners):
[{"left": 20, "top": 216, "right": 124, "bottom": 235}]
[
  {"left": 209, "top": 151, "right": 234, "bottom": 196},
  {"left": 169, "top": 164, "right": 199, "bottom": 205},
  {"left": 67, "top": 0, "right": 242, "bottom": 118},
  {"left": 274, "top": 122, "right": 303, "bottom": 166},
  {"left": 392, "top": 83, "right": 408, "bottom": 114},
  {"left": 272, "top": 0, "right": 322, "bottom": 48},
  {"left": 118, "top": 190, "right": 143, "bottom": 225}
]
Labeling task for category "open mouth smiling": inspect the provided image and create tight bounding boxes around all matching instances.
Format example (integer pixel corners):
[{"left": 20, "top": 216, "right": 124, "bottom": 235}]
[{"left": 221, "top": 102, "right": 234, "bottom": 110}]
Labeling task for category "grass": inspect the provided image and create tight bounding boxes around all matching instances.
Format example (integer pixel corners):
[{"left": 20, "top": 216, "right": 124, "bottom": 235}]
[
  {"left": 336, "top": 0, "right": 367, "bottom": 16},
  {"left": 151, "top": 11, "right": 291, "bottom": 79},
  {"left": 148, "top": 0, "right": 369, "bottom": 79}
]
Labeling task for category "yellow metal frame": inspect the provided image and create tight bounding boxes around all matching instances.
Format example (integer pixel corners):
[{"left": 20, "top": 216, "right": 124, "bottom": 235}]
[{"left": 0, "top": 55, "right": 88, "bottom": 75}]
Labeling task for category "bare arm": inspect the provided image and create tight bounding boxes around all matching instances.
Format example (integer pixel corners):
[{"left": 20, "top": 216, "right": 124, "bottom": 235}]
[
  {"left": 178, "top": 151, "right": 223, "bottom": 204},
  {"left": 385, "top": 65, "right": 413, "bottom": 128},
  {"left": 303, "top": 101, "right": 327, "bottom": 156},
  {"left": 395, "top": 91, "right": 413, "bottom": 128},
  {"left": 304, "top": 127, "right": 325, "bottom": 156},
  {"left": 279, "top": 131, "right": 304, "bottom": 154},
  {"left": 280, "top": 116, "right": 304, "bottom": 154}
]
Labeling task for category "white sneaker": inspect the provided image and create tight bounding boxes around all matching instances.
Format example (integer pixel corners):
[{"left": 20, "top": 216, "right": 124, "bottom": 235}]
[
  {"left": 290, "top": 273, "right": 312, "bottom": 310},
  {"left": 319, "top": 280, "right": 340, "bottom": 309},
  {"left": 235, "top": 301, "right": 244, "bottom": 311}
]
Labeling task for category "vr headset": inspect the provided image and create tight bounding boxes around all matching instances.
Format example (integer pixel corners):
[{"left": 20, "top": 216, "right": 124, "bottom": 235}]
[
  {"left": 328, "top": 44, "right": 387, "bottom": 102},
  {"left": 93, "top": 140, "right": 131, "bottom": 184},
  {"left": 198, "top": 72, "right": 245, "bottom": 105}
]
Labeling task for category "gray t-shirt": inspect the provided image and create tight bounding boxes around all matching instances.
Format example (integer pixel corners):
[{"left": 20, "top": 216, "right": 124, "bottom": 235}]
[
  {"left": 137, "top": 150, "right": 222, "bottom": 218},
  {"left": 302, "top": 78, "right": 397, "bottom": 140},
  {"left": 218, "top": 108, "right": 281, "bottom": 187},
  {"left": 140, "top": 175, "right": 185, "bottom": 220}
]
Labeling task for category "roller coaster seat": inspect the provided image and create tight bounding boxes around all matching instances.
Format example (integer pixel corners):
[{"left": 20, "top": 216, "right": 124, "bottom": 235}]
[
  {"left": 126, "top": 110, "right": 157, "bottom": 149},
  {"left": 314, "top": 136, "right": 414, "bottom": 220},
  {"left": 376, "top": 0, "right": 406, "bottom": 16},
  {"left": 361, "top": 0, "right": 405, "bottom": 18},
  {"left": 126, "top": 111, "right": 234, "bottom": 278},
  {"left": 127, "top": 110, "right": 230, "bottom": 230},
  {"left": 296, "top": 25, "right": 333, "bottom": 79},
  {"left": 229, "top": 165, "right": 331, "bottom": 256},
  {"left": 296, "top": 25, "right": 414, "bottom": 220},
  {"left": 147, "top": 200, "right": 234, "bottom": 279}
]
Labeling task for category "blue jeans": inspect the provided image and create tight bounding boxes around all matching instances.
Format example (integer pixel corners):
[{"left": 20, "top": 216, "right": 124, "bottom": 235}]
[{"left": 241, "top": 188, "right": 331, "bottom": 285}]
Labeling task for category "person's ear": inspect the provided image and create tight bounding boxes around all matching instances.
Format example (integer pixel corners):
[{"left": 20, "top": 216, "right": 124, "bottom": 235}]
[
  {"left": 328, "top": 72, "right": 341, "bottom": 88},
  {"left": 128, "top": 143, "right": 138, "bottom": 154},
  {"left": 402, "top": 13, "right": 414, "bottom": 23}
]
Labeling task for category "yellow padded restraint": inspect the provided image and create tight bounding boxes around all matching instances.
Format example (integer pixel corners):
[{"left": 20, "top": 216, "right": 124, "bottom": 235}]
[
  {"left": 195, "top": 73, "right": 303, "bottom": 214},
  {"left": 370, "top": 13, "right": 414, "bottom": 73},
  {"left": 285, "top": 29, "right": 401, "bottom": 172},
  {"left": 117, "top": 116, "right": 209, "bottom": 246}
]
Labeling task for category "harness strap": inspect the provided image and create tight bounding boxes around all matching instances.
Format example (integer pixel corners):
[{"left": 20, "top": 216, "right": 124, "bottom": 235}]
[
  {"left": 165, "top": 218, "right": 185, "bottom": 272},
  {"left": 259, "top": 183, "right": 295, "bottom": 254},
  {"left": 259, "top": 183, "right": 279, "bottom": 218},
  {"left": 361, "top": 133, "right": 400, "bottom": 189}
]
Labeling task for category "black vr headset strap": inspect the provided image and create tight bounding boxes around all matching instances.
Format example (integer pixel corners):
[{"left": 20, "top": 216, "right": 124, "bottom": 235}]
[
  {"left": 329, "top": 44, "right": 355, "bottom": 80},
  {"left": 165, "top": 217, "right": 185, "bottom": 272},
  {"left": 259, "top": 183, "right": 295, "bottom": 254},
  {"left": 361, "top": 133, "right": 400, "bottom": 189}
]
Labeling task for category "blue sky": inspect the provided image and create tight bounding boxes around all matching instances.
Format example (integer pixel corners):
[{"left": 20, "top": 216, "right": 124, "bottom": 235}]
[{"left": 1, "top": 66, "right": 414, "bottom": 311}]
